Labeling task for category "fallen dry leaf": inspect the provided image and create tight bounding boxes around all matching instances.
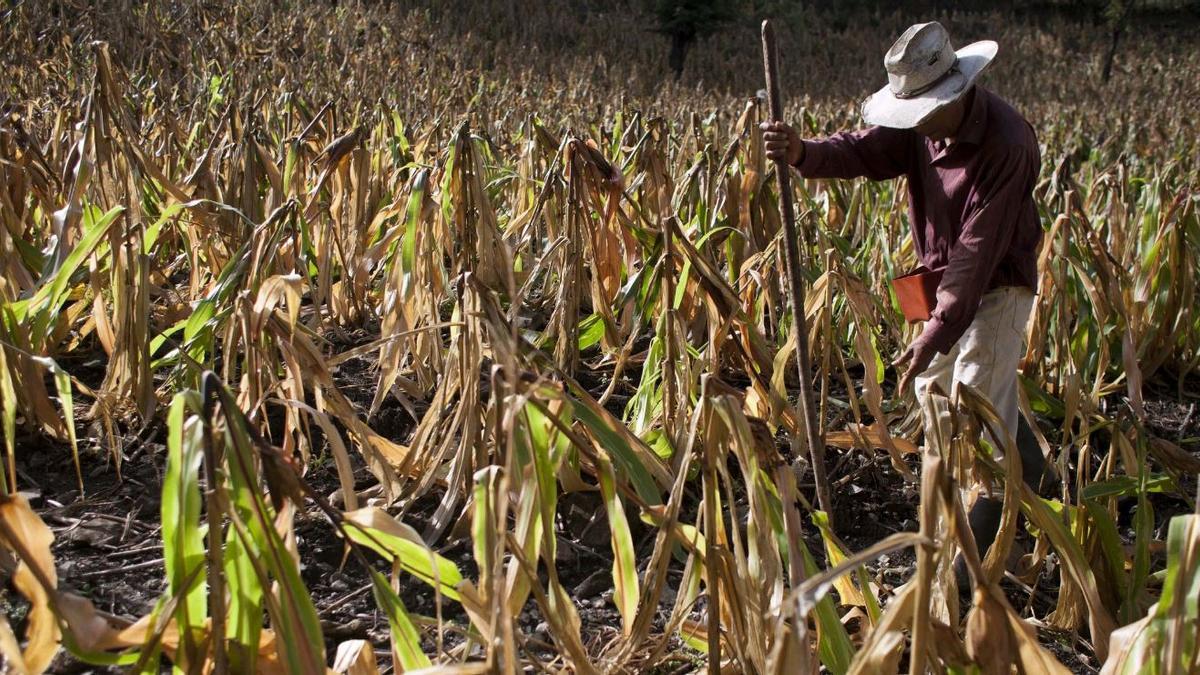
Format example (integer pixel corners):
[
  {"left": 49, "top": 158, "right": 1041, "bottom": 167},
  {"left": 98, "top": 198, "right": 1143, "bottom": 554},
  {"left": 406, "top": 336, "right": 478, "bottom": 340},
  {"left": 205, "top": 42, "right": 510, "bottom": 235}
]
[{"left": 826, "top": 423, "right": 920, "bottom": 455}]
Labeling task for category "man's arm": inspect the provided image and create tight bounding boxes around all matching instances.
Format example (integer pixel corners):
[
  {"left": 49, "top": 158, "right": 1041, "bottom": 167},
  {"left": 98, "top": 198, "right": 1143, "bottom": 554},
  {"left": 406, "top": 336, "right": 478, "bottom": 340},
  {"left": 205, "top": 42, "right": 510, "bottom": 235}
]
[
  {"left": 795, "top": 126, "right": 916, "bottom": 180},
  {"left": 763, "top": 123, "right": 915, "bottom": 181},
  {"left": 915, "top": 143, "right": 1039, "bottom": 354}
]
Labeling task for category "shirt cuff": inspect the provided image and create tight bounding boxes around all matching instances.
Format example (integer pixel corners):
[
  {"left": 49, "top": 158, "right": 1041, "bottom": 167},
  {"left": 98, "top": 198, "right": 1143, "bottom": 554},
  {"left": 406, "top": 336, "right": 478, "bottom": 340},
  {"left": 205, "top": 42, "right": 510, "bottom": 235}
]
[
  {"left": 792, "top": 140, "right": 823, "bottom": 175},
  {"left": 916, "top": 316, "right": 961, "bottom": 355}
]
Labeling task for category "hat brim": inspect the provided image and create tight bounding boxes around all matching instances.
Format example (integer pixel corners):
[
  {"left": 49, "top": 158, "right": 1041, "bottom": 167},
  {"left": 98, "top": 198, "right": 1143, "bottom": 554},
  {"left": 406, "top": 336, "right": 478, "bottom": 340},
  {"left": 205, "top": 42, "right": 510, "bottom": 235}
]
[{"left": 861, "top": 40, "right": 998, "bottom": 129}]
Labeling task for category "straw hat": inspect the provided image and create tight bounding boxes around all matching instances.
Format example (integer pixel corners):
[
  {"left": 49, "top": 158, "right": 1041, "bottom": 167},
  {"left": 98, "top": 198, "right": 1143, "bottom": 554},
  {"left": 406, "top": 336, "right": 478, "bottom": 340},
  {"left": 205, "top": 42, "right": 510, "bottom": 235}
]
[{"left": 861, "top": 22, "right": 998, "bottom": 129}]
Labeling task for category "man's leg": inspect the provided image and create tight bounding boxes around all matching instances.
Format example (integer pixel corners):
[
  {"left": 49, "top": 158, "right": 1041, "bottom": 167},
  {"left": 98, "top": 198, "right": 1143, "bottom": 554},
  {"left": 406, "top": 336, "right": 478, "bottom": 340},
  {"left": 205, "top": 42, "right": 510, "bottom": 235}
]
[
  {"left": 953, "top": 286, "right": 1035, "bottom": 460},
  {"left": 951, "top": 286, "right": 1036, "bottom": 563},
  {"left": 914, "top": 340, "right": 958, "bottom": 449}
]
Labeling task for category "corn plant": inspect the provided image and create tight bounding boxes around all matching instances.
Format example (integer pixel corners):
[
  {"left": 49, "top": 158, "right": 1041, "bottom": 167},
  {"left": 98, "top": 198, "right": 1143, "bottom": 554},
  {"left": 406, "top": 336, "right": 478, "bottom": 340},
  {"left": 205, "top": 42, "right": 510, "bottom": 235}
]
[{"left": 0, "top": 1, "right": 1198, "bottom": 673}]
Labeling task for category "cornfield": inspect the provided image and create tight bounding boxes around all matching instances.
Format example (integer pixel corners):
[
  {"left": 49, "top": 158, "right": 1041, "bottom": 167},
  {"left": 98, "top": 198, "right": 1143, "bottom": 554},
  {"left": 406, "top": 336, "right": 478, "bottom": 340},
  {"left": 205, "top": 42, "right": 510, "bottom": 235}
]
[{"left": 1, "top": 1, "right": 1198, "bottom": 673}]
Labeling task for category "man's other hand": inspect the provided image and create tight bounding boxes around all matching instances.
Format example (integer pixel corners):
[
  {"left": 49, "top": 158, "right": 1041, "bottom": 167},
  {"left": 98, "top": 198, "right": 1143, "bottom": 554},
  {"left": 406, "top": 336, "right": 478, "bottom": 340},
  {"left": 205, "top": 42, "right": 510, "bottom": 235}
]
[
  {"left": 760, "top": 122, "right": 803, "bottom": 166},
  {"left": 894, "top": 340, "right": 937, "bottom": 396}
]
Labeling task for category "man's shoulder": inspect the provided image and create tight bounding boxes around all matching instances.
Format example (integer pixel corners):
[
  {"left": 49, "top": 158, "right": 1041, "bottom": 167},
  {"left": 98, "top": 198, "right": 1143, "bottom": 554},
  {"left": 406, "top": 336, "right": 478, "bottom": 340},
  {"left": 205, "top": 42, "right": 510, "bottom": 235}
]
[{"left": 981, "top": 88, "right": 1038, "bottom": 156}]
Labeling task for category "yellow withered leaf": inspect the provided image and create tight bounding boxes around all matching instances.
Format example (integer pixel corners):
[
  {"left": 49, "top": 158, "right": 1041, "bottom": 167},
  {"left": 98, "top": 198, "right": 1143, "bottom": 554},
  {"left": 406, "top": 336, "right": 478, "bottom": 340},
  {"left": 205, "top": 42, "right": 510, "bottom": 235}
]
[
  {"left": 0, "top": 494, "right": 60, "bottom": 674},
  {"left": 0, "top": 614, "right": 27, "bottom": 675},
  {"left": 826, "top": 423, "right": 920, "bottom": 455},
  {"left": 332, "top": 639, "right": 378, "bottom": 675},
  {"left": 366, "top": 431, "right": 414, "bottom": 472},
  {"left": 965, "top": 590, "right": 1017, "bottom": 675}
]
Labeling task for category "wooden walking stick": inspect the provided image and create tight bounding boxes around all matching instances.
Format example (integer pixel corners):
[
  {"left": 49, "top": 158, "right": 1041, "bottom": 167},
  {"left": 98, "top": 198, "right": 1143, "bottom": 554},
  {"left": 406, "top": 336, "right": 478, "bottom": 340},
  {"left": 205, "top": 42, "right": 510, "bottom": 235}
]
[{"left": 761, "top": 20, "right": 835, "bottom": 524}]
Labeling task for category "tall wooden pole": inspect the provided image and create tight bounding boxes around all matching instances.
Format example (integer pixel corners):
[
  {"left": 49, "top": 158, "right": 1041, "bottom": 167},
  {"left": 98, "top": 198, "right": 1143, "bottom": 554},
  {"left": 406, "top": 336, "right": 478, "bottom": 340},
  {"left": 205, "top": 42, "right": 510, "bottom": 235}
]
[{"left": 761, "top": 20, "right": 835, "bottom": 524}]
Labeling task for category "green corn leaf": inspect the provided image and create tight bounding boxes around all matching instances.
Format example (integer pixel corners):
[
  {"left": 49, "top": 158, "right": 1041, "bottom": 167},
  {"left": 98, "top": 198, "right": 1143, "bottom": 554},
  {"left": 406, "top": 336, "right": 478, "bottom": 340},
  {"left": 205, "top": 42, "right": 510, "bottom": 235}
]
[
  {"left": 222, "top": 532, "right": 262, "bottom": 671},
  {"left": 1082, "top": 474, "right": 1172, "bottom": 501},
  {"left": 213, "top": 383, "right": 326, "bottom": 673},
  {"left": 0, "top": 343, "right": 18, "bottom": 494},
  {"left": 471, "top": 466, "right": 501, "bottom": 580},
  {"left": 21, "top": 204, "right": 124, "bottom": 338},
  {"left": 370, "top": 570, "right": 432, "bottom": 671},
  {"left": 162, "top": 393, "right": 208, "bottom": 668},
  {"left": 596, "top": 450, "right": 639, "bottom": 635},
  {"left": 1082, "top": 499, "right": 1129, "bottom": 607},
  {"left": 183, "top": 299, "right": 216, "bottom": 343},
  {"left": 800, "top": 543, "right": 855, "bottom": 675},
  {"left": 576, "top": 312, "right": 606, "bottom": 351},
  {"left": 143, "top": 201, "right": 187, "bottom": 253},
  {"left": 342, "top": 507, "right": 464, "bottom": 601},
  {"left": 1155, "top": 514, "right": 1199, "bottom": 670},
  {"left": 566, "top": 388, "right": 665, "bottom": 505}
]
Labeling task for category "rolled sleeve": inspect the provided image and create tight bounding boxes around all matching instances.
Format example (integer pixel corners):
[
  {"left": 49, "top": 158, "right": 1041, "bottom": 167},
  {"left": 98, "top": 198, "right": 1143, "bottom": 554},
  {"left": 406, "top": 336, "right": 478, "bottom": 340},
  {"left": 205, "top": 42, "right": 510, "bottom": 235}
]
[
  {"left": 917, "top": 144, "right": 1038, "bottom": 354},
  {"left": 793, "top": 126, "right": 915, "bottom": 181}
]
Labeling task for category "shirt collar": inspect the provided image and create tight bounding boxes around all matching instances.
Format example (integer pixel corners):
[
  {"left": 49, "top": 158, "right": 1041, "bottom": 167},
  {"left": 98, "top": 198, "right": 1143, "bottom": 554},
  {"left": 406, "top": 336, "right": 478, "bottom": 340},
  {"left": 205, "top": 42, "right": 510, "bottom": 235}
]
[
  {"left": 951, "top": 86, "right": 988, "bottom": 147},
  {"left": 927, "top": 87, "right": 987, "bottom": 164}
]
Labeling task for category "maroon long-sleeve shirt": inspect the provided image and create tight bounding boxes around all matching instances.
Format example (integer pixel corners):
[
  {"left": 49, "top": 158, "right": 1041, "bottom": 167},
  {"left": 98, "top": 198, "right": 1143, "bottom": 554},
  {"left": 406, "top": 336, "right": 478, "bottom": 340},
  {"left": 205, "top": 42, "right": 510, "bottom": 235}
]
[{"left": 794, "top": 86, "right": 1041, "bottom": 354}]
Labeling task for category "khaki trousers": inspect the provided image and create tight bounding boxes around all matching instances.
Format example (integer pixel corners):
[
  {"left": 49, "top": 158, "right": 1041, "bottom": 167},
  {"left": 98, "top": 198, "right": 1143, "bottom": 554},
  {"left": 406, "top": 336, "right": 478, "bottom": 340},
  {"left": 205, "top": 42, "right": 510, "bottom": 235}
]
[{"left": 914, "top": 286, "right": 1036, "bottom": 465}]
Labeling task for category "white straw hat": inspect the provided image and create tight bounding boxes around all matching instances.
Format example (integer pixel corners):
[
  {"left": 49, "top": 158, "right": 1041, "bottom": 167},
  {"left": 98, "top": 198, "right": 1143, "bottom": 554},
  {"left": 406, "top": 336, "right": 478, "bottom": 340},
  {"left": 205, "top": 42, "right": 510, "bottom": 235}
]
[{"left": 861, "top": 22, "right": 997, "bottom": 129}]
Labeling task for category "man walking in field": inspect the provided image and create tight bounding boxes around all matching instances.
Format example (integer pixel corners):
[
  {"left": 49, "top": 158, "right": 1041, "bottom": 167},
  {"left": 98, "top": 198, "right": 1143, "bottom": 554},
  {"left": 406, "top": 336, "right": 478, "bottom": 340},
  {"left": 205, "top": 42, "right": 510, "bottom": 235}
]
[{"left": 762, "top": 22, "right": 1042, "bottom": 572}]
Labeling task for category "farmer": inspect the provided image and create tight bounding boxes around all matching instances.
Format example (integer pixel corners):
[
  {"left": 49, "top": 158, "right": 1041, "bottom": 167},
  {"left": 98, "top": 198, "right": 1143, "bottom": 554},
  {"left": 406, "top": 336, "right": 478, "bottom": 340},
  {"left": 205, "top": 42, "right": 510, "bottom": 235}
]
[{"left": 762, "top": 22, "right": 1042, "bottom": 575}]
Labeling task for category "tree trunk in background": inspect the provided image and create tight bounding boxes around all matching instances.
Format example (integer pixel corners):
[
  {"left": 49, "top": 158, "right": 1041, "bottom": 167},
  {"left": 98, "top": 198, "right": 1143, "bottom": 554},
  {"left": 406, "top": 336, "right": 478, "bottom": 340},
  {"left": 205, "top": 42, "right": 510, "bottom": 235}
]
[
  {"left": 1102, "top": 0, "right": 1136, "bottom": 83},
  {"left": 1102, "top": 24, "right": 1122, "bottom": 82},
  {"left": 669, "top": 32, "right": 692, "bottom": 79}
]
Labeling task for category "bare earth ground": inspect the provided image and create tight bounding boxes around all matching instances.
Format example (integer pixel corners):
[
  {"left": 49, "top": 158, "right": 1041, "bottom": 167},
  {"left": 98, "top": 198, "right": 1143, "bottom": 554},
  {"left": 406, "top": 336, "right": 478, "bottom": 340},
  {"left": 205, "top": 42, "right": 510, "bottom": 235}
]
[{"left": 5, "top": 333, "right": 1197, "bottom": 673}]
